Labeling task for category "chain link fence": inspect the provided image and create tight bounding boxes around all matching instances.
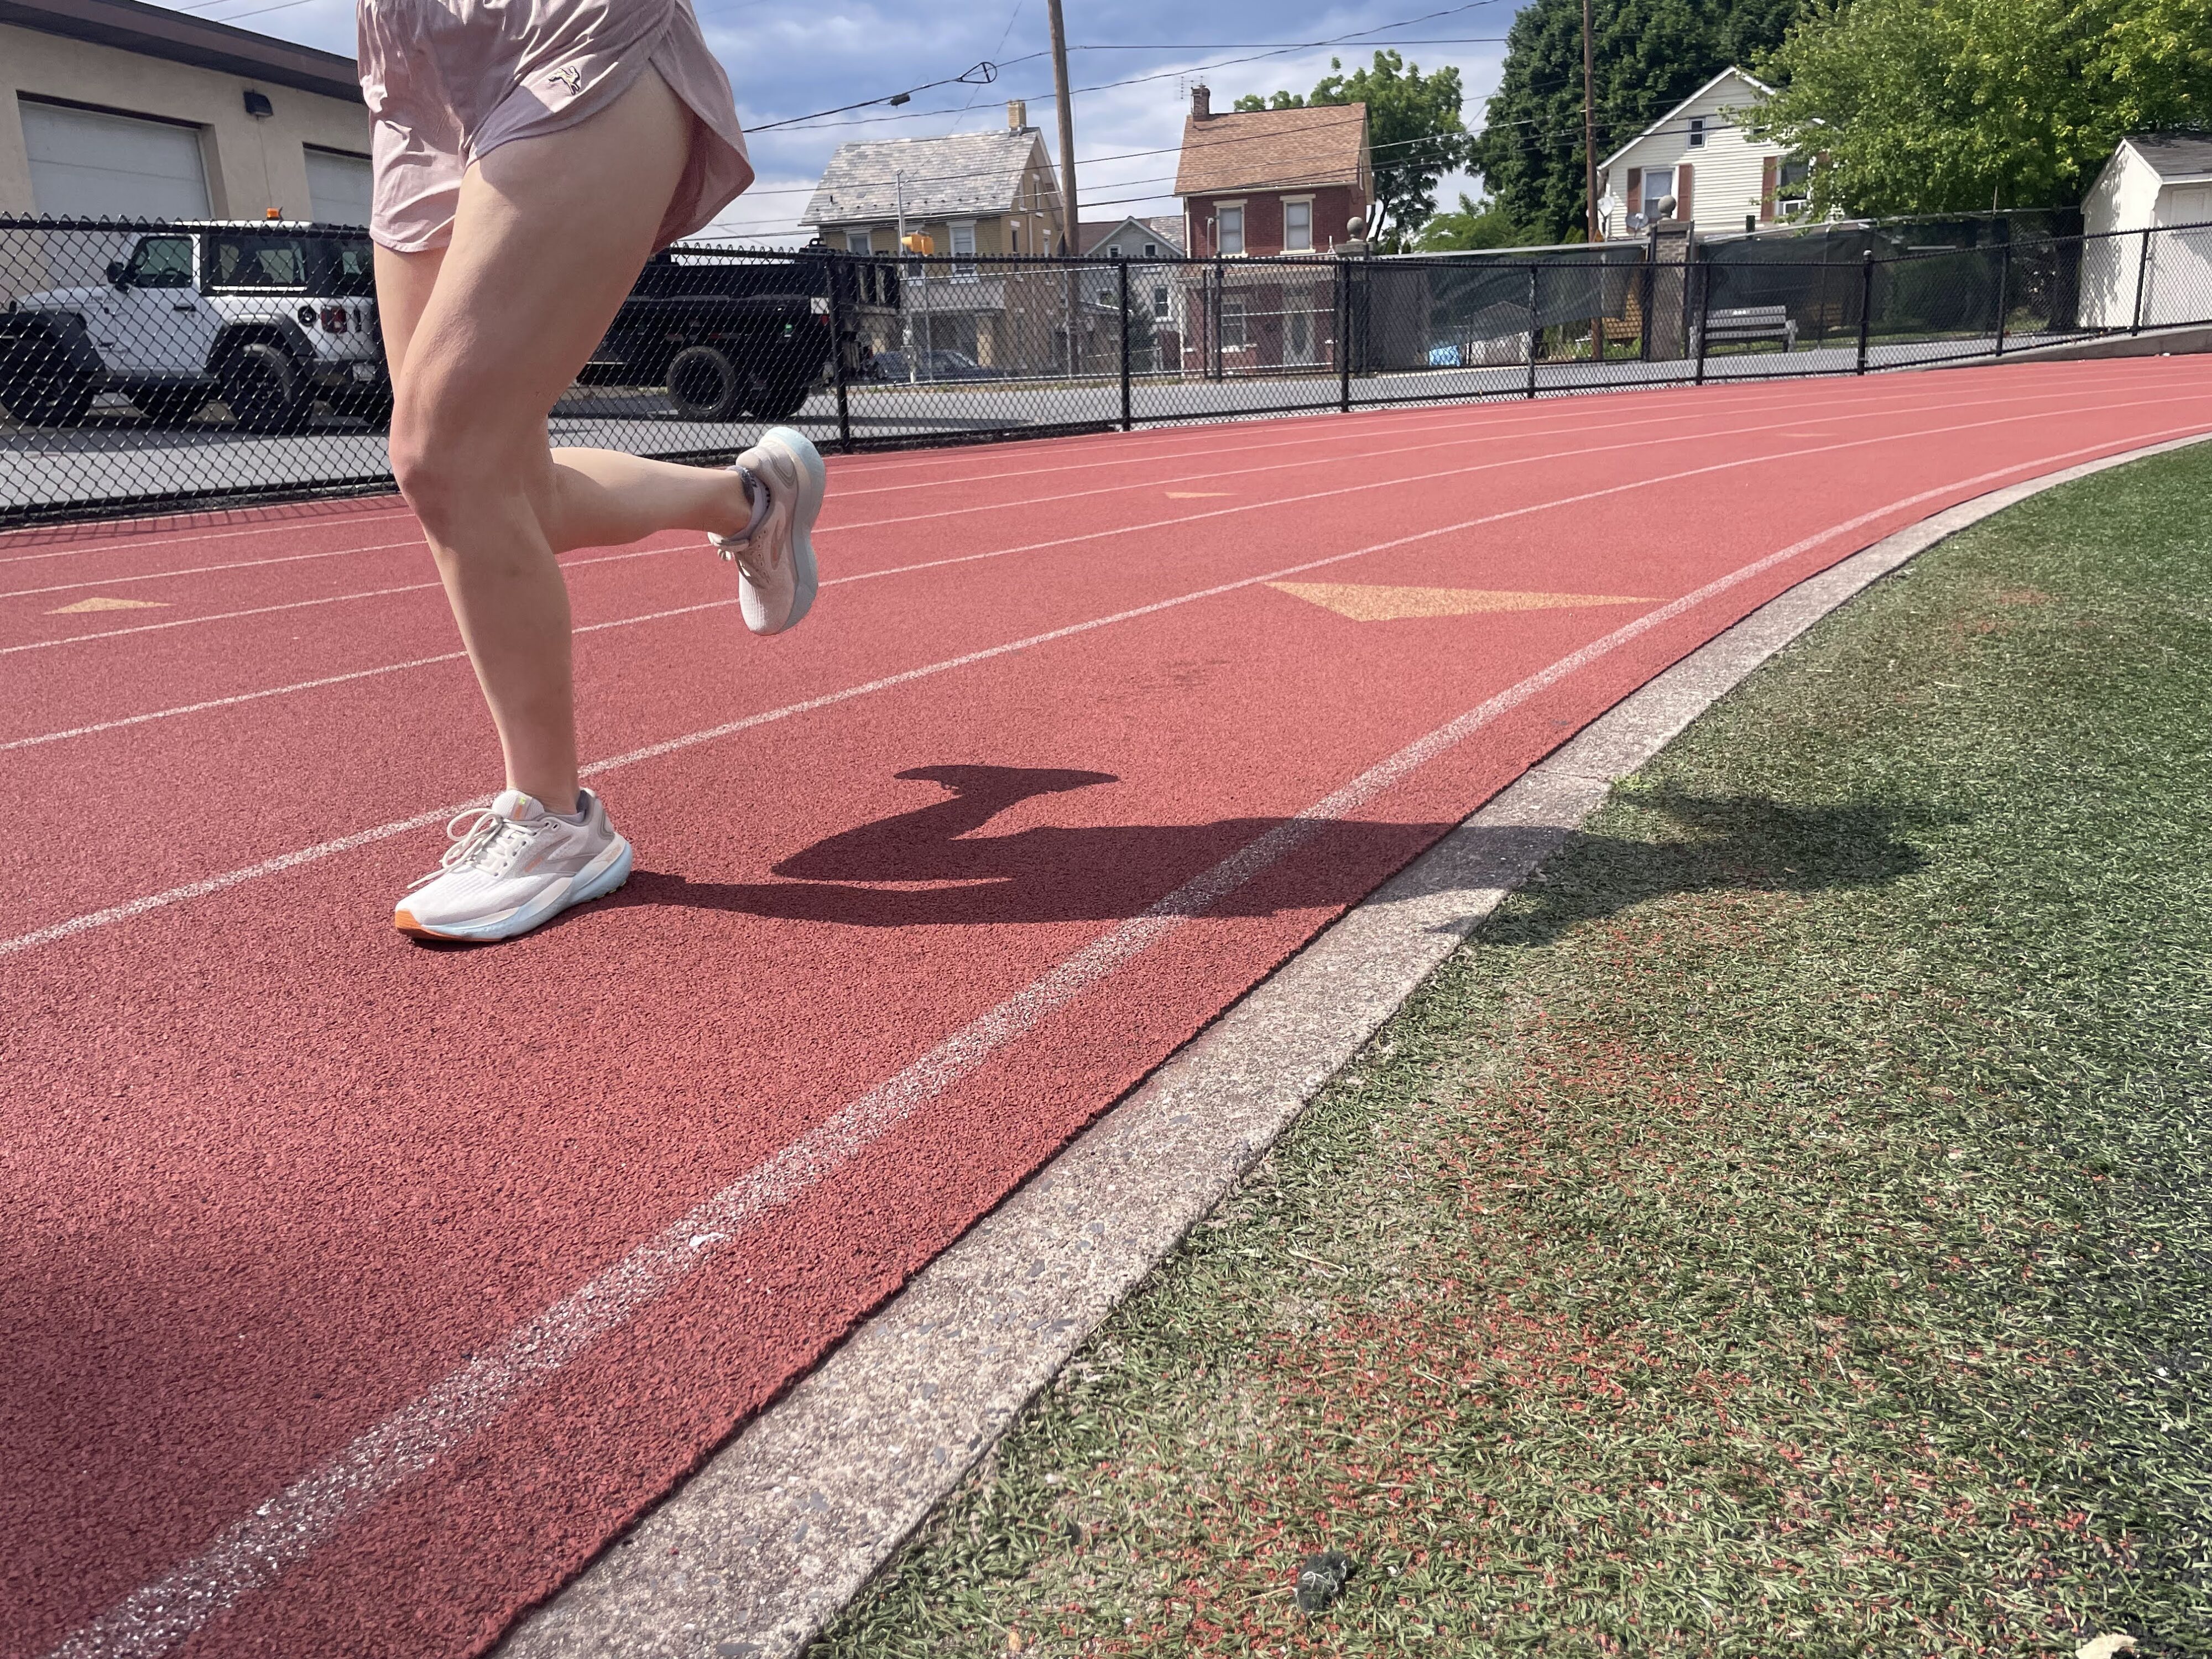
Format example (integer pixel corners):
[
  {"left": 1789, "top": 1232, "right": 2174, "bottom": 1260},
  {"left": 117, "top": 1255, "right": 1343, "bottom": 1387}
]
[{"left": 6, "top": 215, "right": 2210, "bottom": 525}]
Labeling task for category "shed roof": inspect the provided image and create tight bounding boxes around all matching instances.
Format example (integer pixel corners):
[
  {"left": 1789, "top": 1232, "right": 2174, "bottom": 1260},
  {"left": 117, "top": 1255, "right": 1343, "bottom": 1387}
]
[
  {"left": 2124, "top": 133, "right": 2212, "bottom": 180},
  {"left": 801, "top": 129, "right": 1057, "bottom": 226},
  {"left": 1173, "top": 101, "right": 1367, "bottom": 197}
]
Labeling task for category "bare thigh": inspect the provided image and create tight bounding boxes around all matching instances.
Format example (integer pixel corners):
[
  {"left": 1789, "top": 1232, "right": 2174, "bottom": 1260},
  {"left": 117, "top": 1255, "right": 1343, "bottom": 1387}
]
[{"left": 382, "top": 69, "right": 695, "bottom": 502}]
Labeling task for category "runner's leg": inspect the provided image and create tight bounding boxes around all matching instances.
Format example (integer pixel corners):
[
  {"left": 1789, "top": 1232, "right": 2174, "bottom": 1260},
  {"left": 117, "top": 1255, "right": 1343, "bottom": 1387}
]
[{"left": 380, "top": 68, "right": 753, "bottom": 810}]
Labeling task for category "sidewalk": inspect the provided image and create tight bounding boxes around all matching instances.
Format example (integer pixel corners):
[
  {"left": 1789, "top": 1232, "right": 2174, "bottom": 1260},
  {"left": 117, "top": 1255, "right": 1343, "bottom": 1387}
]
[{"left": 811, "top": 444, "right": 2212, "bottom": 1656}]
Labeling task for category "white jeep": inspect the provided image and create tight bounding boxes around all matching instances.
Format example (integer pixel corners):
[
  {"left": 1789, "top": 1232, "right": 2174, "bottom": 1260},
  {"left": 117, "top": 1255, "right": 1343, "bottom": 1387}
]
[{"left": 0, "top": 222, "right": 390, "bottom": 431}]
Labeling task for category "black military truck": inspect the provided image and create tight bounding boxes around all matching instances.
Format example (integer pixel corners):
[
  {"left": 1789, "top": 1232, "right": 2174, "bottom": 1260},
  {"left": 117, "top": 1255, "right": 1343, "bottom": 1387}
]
[{"left": 585, "top": 245, "right": 891, "bottom": 422}]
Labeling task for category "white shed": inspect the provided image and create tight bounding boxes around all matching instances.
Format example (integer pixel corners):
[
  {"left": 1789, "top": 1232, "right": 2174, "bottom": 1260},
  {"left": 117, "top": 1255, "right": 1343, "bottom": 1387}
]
[
  {"left": 2079, "top": 134, "right": 2212, "bottom": 329},
  {"left": 1595, "top": 67, "right": 1803, "bottom": 238}
]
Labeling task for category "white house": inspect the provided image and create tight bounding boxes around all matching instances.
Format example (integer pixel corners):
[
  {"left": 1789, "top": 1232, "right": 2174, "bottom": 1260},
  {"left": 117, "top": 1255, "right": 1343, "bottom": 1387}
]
[
  {"left": 1595, "top": 67, "right": 1806, "bottom": 238},
  {"left": 2079, "top": 134, "right": 2212, "bottom": 329}
]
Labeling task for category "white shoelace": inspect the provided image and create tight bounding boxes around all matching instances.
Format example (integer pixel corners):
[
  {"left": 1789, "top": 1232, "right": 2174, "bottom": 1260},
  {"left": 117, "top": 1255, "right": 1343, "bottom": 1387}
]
[{"left": 407, "top": 806, "right": 541, "bottom": 890}]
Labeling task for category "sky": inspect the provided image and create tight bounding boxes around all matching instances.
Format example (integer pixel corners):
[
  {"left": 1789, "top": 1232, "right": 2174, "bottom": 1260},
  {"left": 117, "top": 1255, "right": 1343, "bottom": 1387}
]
[{"left": 149, "top": 0, "right": 1519, "bottom": 242}]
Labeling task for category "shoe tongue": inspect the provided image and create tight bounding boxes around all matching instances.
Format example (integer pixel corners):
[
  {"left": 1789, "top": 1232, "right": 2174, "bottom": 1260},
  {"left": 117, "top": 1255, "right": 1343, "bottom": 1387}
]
[{"left": 487, "top": 788, "right": 545, "bottom": 823}]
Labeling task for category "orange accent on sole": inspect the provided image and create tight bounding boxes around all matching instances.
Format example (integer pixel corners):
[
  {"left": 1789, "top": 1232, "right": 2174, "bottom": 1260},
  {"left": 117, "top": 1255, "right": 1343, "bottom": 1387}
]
[{"left": 393, "top": 907, "right": 441, "bottom": 940}]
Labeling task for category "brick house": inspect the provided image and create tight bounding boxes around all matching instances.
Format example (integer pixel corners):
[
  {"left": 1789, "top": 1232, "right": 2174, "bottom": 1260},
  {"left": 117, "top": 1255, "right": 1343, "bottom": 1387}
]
[
  {"left": 1173, "top": 86, "right": 1370, "bottom": 258},
  {"left": 1172, "top": 87, "right": 1369, "bottom": 376}
]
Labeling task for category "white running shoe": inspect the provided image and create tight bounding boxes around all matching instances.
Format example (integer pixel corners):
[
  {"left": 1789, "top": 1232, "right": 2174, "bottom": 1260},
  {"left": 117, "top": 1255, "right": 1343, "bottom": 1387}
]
[
  {"left": 394, "top": 788, "right": 633, "bottom": 942},
  {"left": 709, "top": 425, "right": 825, "bottom": 635}
]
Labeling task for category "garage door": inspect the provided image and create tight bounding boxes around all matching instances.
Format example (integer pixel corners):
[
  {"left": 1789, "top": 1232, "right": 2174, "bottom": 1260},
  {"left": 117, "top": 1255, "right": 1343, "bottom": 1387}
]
[
  {"left": 19, "top": 98, "right": 212, "bottom": 220},
  {"left": 304, "top": 147, "right": 374, "bottom": 227}
]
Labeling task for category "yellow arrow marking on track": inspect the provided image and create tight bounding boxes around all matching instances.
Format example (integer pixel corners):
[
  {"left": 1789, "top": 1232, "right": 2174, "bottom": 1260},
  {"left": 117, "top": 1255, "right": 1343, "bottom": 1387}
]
[
  {"left": 49, "top": 597, "right": 171, "bottom": 614},
  {"left": 1268, "top": 582, "right": 1654, "bottom": 622}
]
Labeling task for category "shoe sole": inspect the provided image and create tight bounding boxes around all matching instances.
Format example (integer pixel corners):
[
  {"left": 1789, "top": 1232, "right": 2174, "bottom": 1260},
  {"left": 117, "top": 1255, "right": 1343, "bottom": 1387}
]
[
  {"left": 394, "top": 836, "right": 633, "bottom": 943},
  {"left": 758, "top": 425, "right": 825, "bottom": 633}
]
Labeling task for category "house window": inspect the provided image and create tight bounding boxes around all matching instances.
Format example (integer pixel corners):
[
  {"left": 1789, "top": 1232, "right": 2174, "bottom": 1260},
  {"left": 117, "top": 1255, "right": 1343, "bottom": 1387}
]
[
  {"left": 1284, "top": 200, "right": 1312, "bottom": 251},
  {"left": 1107, "top": 242, "right": 1121, "bottom": 258},
  {"left": 1152, "top": 283, "right": 1170, "bottom": 314},
  {"left": 1642, "top": 166, "right": 1674, "bottom": 218},
  {"left": 847, "top": 230, "right": 874, "bottom": 254},
  {"left": 950, "top": 220, "right": 977, "bottom": 276},
  {"left": 1688, "top": 117, "right": 1706, "bottom": 148},
  {"left": 1778, "top": 155, "right": 1812, "bottom": 211},
  {"left": 1144, "top": 241, "right": 1157, "bottom": 256},
  {"left": 1217, "top": 205, "right": 1244, "bottom": 256},
  {"left": 1220, "top": 296, "right": 1248, "bottom": 347}
]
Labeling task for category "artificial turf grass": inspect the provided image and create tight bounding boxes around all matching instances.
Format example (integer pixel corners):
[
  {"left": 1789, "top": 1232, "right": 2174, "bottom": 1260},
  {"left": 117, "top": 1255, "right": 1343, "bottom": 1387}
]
[{"left": 808, "top": 441, "right": 2212, "bottom": 1658}]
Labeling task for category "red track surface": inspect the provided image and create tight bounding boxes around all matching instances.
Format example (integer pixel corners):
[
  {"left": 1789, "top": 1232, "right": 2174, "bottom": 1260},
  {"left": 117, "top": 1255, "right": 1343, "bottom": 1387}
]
[{"left": 6, "top": 358, "right": 2209, "bottom": 1658}]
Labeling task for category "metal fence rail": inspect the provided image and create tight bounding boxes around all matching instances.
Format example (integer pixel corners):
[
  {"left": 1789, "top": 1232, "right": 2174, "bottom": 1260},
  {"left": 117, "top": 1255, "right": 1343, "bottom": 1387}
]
[{"left": 5, "top": 216, "right": 2210, "bottom": 525}]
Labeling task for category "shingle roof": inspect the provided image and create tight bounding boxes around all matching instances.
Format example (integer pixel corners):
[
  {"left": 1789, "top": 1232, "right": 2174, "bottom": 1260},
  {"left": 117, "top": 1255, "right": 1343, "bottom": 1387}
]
[
  {"left": 2127, "top": 133, "right": 2212, "bottom": 179},
  {"left": 801, "top": 129, "right": 1058, "bottom": 226},
  {"left": 1173, "top": 102, "right": 1368, "bottom": 197},
  {"left": 1078, "top": 216, "right": 1186, "bottom": 255}
]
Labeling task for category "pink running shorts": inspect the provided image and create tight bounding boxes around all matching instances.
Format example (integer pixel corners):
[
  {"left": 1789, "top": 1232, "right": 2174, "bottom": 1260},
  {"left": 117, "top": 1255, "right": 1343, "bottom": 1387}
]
[{"left": 356, "top": 0, "right": 754, "bottom": 253}]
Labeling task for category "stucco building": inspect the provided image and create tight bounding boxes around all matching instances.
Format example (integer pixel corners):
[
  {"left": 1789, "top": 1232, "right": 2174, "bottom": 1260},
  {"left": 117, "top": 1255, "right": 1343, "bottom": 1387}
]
[{"left": 1, "top": 0, "right": 372, "bottom": 225}]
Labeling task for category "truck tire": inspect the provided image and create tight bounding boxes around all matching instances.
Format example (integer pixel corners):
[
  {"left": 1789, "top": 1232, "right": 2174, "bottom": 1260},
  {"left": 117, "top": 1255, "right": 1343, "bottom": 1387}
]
[
  {"left": 747, "top": 373, "right": 813, "bottom": 421},
  {"left": 0, "top": 361, "right": 95, "bottom": 427},
  {"left": 133, "top": 387, "right": 208, "bottom": 427},
  {"left": 221, "top": 342, "right": 313, "bottom": 434},
  {"left": 334, "top": 383, "right": 394, "bottom": 430},
  {"left": 666, "top": 345, "right": 740, "bottom": 421}
]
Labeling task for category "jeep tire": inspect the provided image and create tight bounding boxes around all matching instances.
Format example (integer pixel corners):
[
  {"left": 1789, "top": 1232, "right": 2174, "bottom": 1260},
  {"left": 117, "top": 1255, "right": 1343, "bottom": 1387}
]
[
  {"left": 0, "top": 361, "right": 95, "bottom": 427},
  {"left": 666, "top": 344, "right": 740, "bottom": 421},
  {"left": 221, "top": 342, "right": 314, "bottom": 434}
]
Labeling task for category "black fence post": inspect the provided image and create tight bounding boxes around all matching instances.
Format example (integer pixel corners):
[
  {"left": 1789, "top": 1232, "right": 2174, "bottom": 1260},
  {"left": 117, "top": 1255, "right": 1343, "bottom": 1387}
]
[
  {"left": 1993, "top": 239, "right": 2011, "bottom": 358},
  {"left": 1525, "top": 263, "right": 1540, "bottom": 399},
  {"left": 1855, "top": 249, "right": 1875, "bottom": 374},
  {"left": 830, "top": 251, "right": 853, "bottom": 453},
  {"left": 2132, "top": 226, "right": 2152, "bottom": 335},
  {"left": 1337, "top": 258, "right": 1352, "bottom": 412},
  {"left": 1117, "top": 257, "right": 1133, "bottom": 432},
  {"left": 1693, "top": 260, "right": 1712, "bottom": 385}
]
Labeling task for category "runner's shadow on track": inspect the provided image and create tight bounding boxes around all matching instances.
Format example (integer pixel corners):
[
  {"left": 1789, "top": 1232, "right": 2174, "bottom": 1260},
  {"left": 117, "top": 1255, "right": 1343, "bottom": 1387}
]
[
  {"left": 1480, "top": 787, "right": 1946, "bottom": 948},
  {"left": 608, "top": 769, "right": 1941, "bottom": 932},
  {"left": 613, "top": 763, "right": 1457, "bottom": 927}
]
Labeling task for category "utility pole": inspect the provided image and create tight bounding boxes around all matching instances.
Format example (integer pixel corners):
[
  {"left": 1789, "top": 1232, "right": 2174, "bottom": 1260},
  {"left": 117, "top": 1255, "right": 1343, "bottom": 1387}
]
[
  {"left": 1047, "top": 0, "right": 1078, "bottom": 254},
  {"left": 1582, "top": 0, "right": 1603, "bottom": 362},
  {"left": 1582, "top": 0, "right": 1598, "bottom": 243}
]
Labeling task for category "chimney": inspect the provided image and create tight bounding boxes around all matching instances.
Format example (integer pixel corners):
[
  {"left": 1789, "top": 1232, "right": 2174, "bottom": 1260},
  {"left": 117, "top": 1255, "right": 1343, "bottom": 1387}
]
[
  {"left": 1007, "top": 98, "right": 1027, "bottom": 131},
  {"left": 1191, "top": 84, "right": 1211, "bottom": 121}
]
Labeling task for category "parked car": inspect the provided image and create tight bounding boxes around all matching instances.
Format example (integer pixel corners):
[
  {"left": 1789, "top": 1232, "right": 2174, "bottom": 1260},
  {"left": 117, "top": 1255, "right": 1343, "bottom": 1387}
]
[
  {"left": 0, "top": 222, "right": 390, "bottom": 430},
  {"left": 869, "top": 348, "right": 1003, "bottom": 383},
  {"left": 586, "top": 247, "right": 886, "bottom": 421}
]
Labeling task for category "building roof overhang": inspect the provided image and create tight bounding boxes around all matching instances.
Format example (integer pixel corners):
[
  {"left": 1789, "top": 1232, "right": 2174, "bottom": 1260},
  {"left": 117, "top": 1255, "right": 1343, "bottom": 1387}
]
[{"left": 0, "top": 0, "right": 363, "bottom": 102}]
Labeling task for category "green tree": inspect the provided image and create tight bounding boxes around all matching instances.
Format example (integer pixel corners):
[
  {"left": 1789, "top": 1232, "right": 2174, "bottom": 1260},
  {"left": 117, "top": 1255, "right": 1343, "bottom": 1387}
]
[
  {"left": 1412, "top": 192, "right": 1532, "bottom": 251},
  {"left": 1469, "top": 0, "right": 1811, "bottom": 243},
  {"left": 1234, "top": 50, "right": 1474, "bottom": 248},
  {"left": 1754, "top": 0, "right": 2212, "bottom": 214}
]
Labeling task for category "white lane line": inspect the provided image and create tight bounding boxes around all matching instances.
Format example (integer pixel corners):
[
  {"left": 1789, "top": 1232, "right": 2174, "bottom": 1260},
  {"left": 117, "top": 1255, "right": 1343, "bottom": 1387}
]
[
  {"left": 0, "top": 542, "right": 690, "bottom": 658},
  {"left": 815, "top": 377, "right": 2148, "bottom": 534},
  {"left": 8, "top": 378, "right": 2184, "bottom": 669},
  {"left": 0, "top": 386, "right": 2165, "bottom": 748},
  {"left": 0, "top": 539, "right": 429, "bottom": 602},
  {"left": 0, "top": 507, "right": 418, "bottom": 567},
  {"left": 8, "top": 414, "right": 2204, "bottom": 965},
  {"left": 41, "top": 439, "right": 2137, "bottom": 1659}
]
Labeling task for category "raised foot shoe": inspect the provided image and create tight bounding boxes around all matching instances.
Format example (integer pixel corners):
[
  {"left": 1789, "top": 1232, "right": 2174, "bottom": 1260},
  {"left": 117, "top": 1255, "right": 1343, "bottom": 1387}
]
[
  {"left": 394, "top": 787, "right": 632, "bottom": 943},
  {"left": 709, "top": 425, "right": 826, "bottom": 635}
]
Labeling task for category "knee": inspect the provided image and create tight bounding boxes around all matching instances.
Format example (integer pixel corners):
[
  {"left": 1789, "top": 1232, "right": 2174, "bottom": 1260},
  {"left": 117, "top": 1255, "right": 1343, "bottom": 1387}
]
[{"left": 388, "top": 395, "right": 530, "bottom": 536}]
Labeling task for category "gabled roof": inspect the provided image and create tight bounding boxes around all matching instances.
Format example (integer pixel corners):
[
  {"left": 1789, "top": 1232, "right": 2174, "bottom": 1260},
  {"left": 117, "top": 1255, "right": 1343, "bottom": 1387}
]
[
  {"left": 1174, "top": 101, "right": 1368, "bottom": 197},
  {"left": 2121, "top": 133, "right": 2212, "bottom": 181},
  {"left": 1079, "top": 215, "right": 1185, "bottom": 255},
  {"left": 1599, "top": 65, "right": 1776, "bottom": 171},
  {"left": 802, "top": 129, "right": 1058, "bottom": 226},
  {"left": 0, "top": 0, "right": 363, "bottom": 102}
]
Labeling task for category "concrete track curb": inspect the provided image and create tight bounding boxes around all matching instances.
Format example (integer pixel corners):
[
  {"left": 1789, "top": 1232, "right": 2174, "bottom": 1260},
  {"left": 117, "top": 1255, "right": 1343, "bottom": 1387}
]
[{"left": 496, "top": 430, "right": 2212, "bottom": 1659}]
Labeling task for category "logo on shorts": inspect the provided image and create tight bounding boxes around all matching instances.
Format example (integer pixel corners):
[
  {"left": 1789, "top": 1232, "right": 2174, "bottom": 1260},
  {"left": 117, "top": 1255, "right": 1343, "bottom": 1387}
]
[{"left": 546, "top": 64, "right": 582, "bottom": 94}]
